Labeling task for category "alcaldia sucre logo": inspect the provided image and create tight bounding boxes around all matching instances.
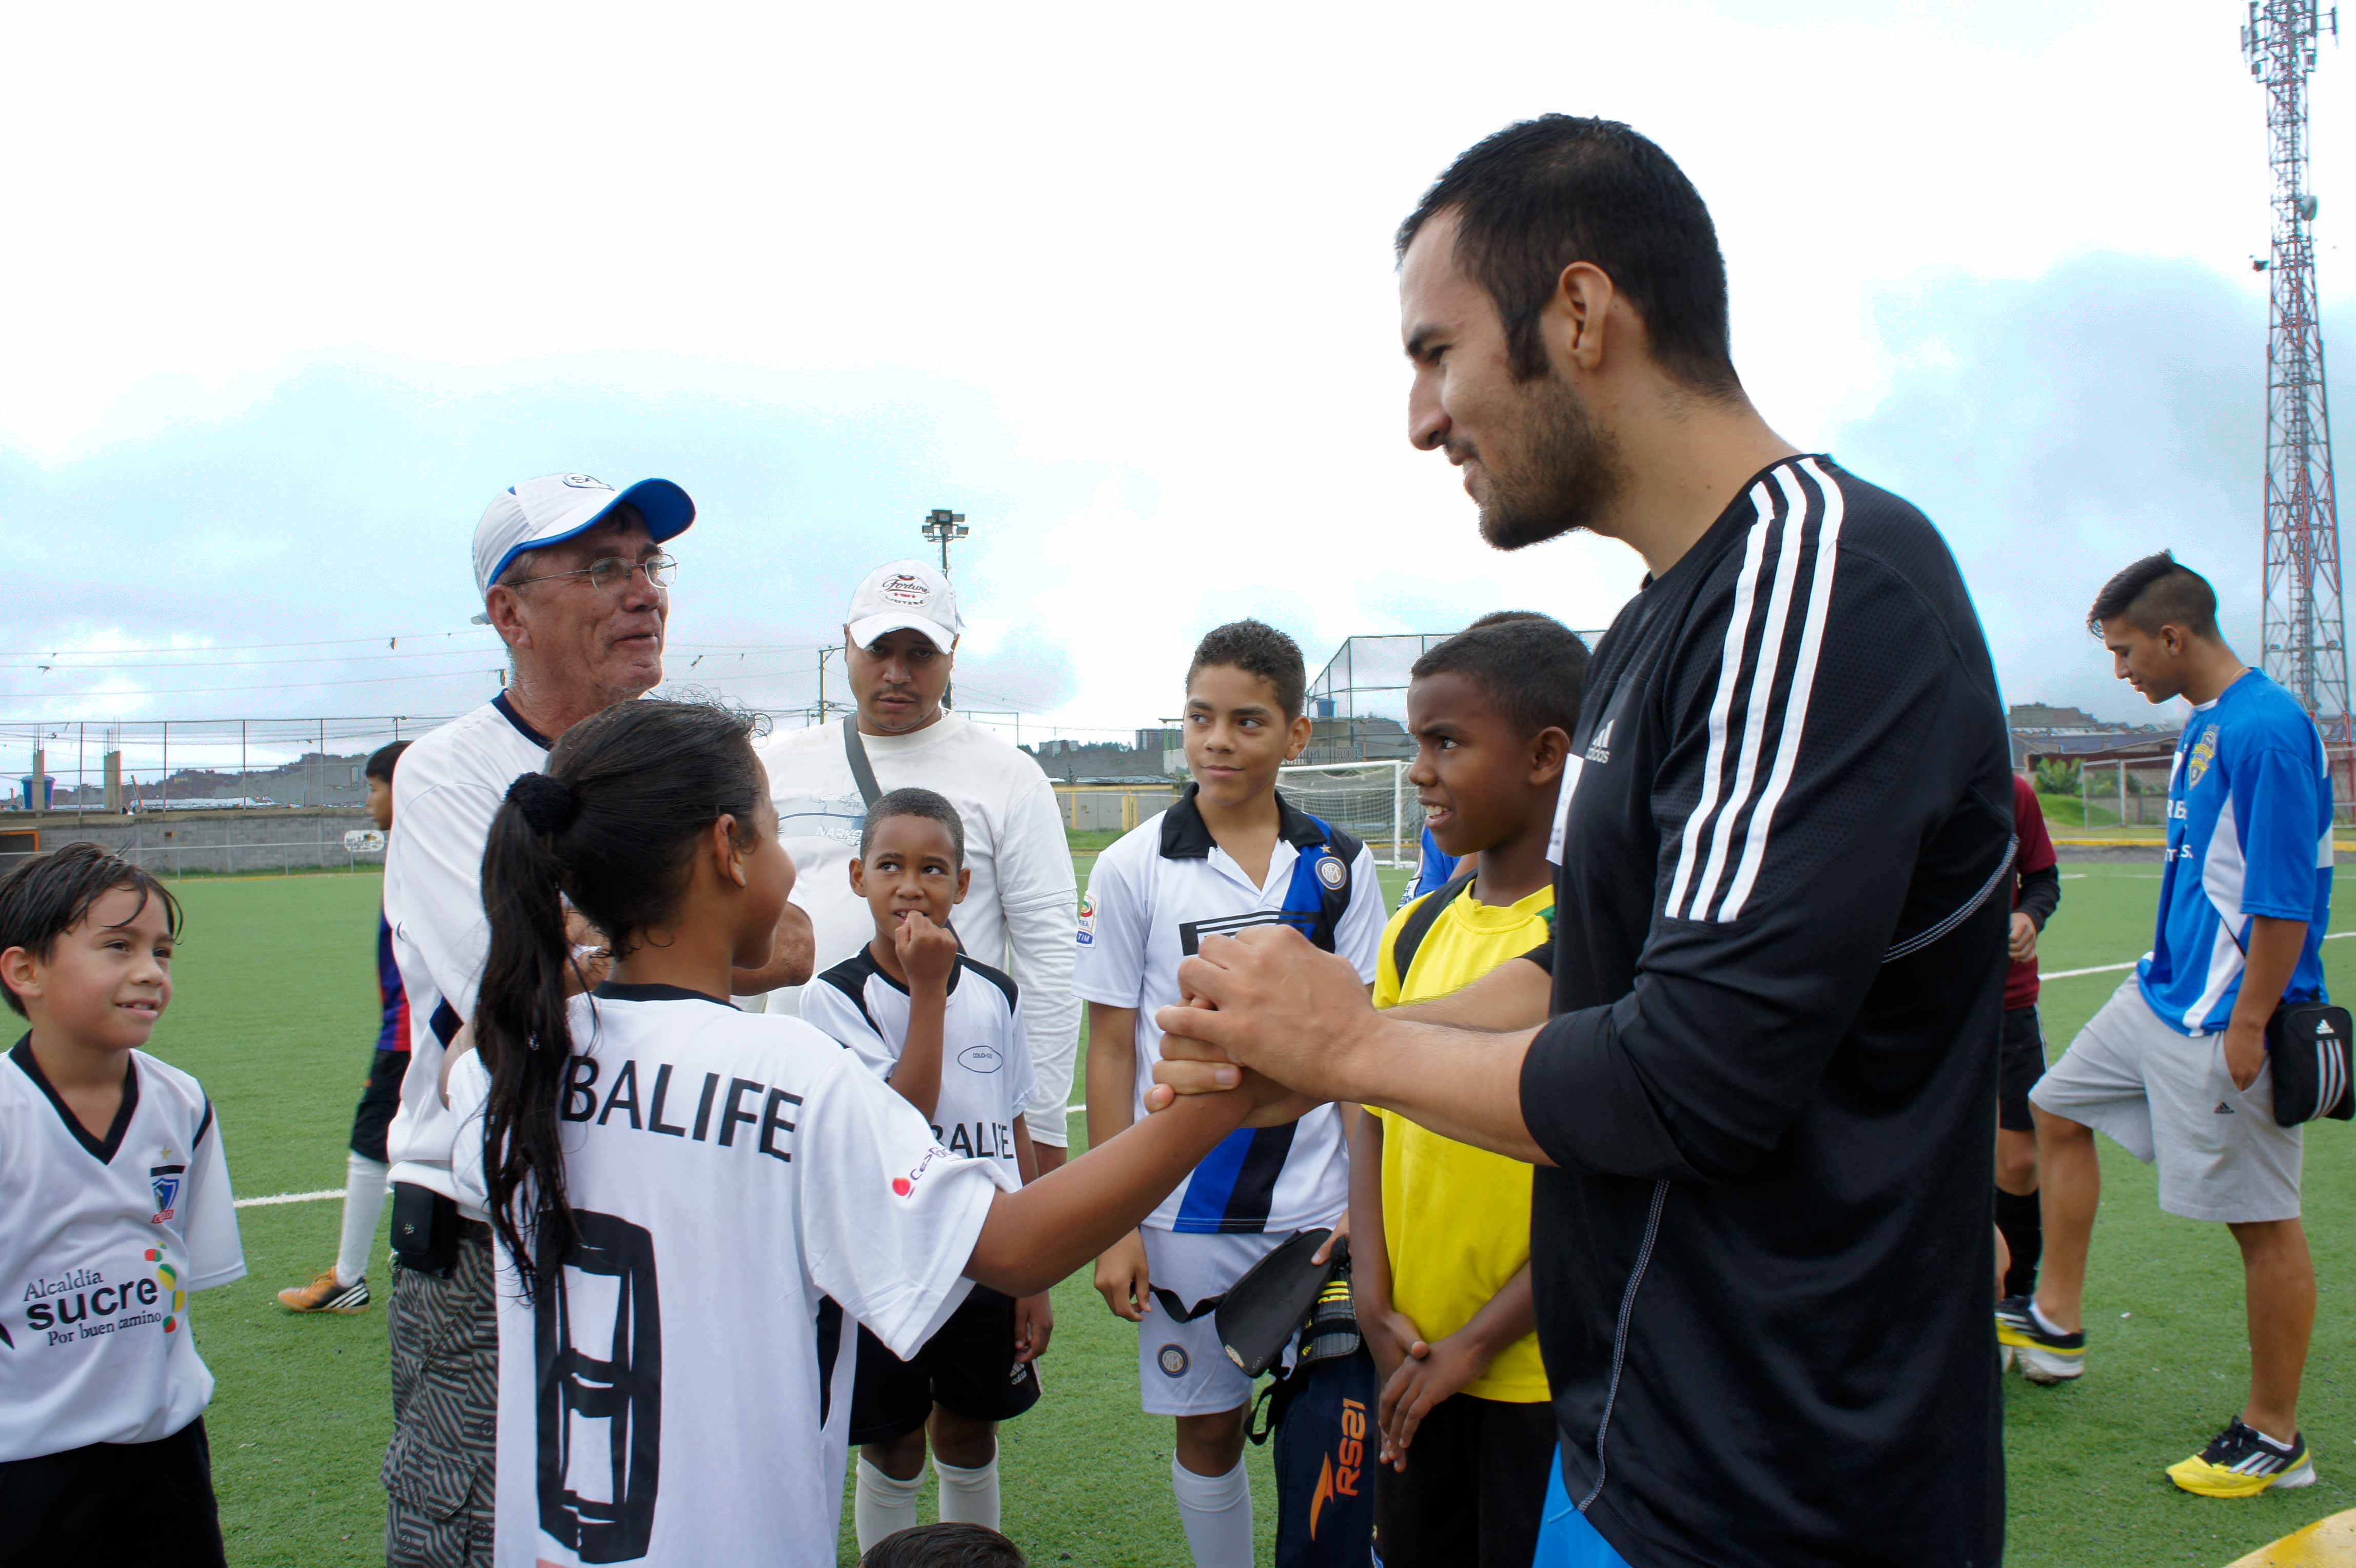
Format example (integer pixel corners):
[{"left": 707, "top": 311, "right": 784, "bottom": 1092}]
[{"left": 16, "top": 1249, "right": 182, "bottom": 1345}]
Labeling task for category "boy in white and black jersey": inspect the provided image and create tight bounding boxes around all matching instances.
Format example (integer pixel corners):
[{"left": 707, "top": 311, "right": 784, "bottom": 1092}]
[
  {"left": 801, "top": 788, "right": 1050, "bottom": 1550},
  {"left": 0, "top": 844, "right": 245, "bottom": 1562},
  {"left": 1078, "top": 621, "right": 1384, "bottom": 1568}
]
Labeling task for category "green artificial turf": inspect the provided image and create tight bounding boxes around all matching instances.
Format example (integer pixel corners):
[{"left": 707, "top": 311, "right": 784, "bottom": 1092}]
[{"left": 127, "top": 858, "right": 2356, "bottom": 1565}]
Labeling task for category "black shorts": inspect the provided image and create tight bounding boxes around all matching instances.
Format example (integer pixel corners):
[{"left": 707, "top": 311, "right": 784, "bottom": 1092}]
[
  {"left": 1371, "top": 1393, "right": 1556, "bottom": 1568},
  {"left": 1998, "top": 1005, "right": 2047, "bottom": 1132},
  {"left": 0, "top": 1416, "right": 225, "bottom": 1565},
  {"left": 849, "top": 1285, "right": 1041, "bottom": 1444},
  {"left": 350, "top": 1047, "right": 408, "bottom": 1163}
]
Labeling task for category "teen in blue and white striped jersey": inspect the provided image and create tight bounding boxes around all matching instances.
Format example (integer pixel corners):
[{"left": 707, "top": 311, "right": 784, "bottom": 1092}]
[
  {"left": 2019, "top": 552, "right": 2332, "bottom": 1498},
  {"left": 1077, "top": 621, "right": 1383, "bottom": 1568}
]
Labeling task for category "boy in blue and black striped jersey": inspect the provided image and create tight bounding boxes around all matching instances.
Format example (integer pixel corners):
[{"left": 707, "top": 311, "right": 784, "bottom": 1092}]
[{"left": 1076, "top": 620, "right": 1384, "bottom": 1568}]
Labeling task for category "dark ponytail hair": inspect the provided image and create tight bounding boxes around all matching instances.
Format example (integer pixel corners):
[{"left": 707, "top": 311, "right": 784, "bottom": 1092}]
[{"left": 475, "top": 699, "right": 768, "bottom": 1288}]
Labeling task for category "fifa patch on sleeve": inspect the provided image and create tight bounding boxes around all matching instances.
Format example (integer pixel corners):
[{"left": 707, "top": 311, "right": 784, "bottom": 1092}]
[{"left": 1076, "top": 893, "right": 1095, "bottom": 948}]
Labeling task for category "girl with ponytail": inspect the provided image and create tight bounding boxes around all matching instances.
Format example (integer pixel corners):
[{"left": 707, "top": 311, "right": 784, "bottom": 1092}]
[{"left": 445, "top": 699, "right": 1290, "bottom": 1566}]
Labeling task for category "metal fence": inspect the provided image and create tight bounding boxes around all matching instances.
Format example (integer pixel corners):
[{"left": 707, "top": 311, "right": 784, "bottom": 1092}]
[{"left": 3, "top": 716, "right": 456, "bottom": 815}]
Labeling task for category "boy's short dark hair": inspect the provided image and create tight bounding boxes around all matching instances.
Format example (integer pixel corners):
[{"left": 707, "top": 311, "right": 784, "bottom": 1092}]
[
  {"left": 860, "top": 1523, "right": 1026, "bottom": 1568},
  {"left": 1188, "top": 619, "right": 1307, "bottom": 721},
  {"left": 860, "top": 787, "right": 966, "bottom": 866},
  {"left": 1412, "top": 615, "right": 1591, "bottom": 740},
  {"left": 1465, "top": 609, "right": 1550, "bottom": 630},
  {"left": 0, "top": 842, "right": 183, "bottom": 1017},
  {"left": 2087, "top": 551, "right": 2219, "bottom": 639},
  {"left": 1397, "top": 115, "right": 1740, "bottom": 397},
  {"left": 365, "top": 740, "right": 412, "bottom": 783}
]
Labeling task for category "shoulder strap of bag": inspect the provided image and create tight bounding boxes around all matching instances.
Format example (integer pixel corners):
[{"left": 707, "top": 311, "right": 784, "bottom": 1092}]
[
  {"left": 841, "top": 717, "right": 883, "bottom": 808},
  {"left": 1392, "top": 871, "right": 1476, "bottom": 982}
]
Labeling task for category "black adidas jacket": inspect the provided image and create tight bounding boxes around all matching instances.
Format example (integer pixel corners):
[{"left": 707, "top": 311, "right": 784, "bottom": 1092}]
[{"left": 1521, "top": 455, "right": 2012, "bottom": 1566}]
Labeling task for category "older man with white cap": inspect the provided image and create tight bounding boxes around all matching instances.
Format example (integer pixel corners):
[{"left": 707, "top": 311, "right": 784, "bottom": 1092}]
[
  {"left": 758, "top": 560, "right": 1079, "bottom": 1183},
  {"left": 378, "top": 474, "right": 810, "bottom": 1566}
]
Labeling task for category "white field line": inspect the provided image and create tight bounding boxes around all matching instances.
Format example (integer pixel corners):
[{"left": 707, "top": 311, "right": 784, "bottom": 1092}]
[
  {"left": 237, "top": 936, "right": 2356, "bottom": 1208},
  {"left": 2042, "top": 928, "right": 2354, "bottom": 982},
  {"left": 233, "top": 1187, "right": 343, "bottom": 1210}
]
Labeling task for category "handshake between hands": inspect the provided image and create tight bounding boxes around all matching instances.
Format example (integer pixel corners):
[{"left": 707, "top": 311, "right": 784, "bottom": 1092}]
[{"left": 1143, "top": 924, "right": 1376, "bottom": 1125}]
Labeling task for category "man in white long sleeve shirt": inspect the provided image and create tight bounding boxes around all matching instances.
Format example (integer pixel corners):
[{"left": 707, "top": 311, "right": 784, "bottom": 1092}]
[{"left": 756, "top": 560, "right": 1083, "bottom": 1171}]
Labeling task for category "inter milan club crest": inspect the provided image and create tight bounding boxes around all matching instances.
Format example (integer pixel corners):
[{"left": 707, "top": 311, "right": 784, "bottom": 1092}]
[
  {"left": 1314, "top": 853, "right": 1347, "bottom": 892},
  {"left": 149, "top": 1162, "right": 186, "bottom": 1225}
]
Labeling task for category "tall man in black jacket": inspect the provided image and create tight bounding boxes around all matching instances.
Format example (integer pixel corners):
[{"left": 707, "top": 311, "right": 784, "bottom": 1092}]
[{"left": 1146, "top": 117, "right": 2013, "bottom": 1567}]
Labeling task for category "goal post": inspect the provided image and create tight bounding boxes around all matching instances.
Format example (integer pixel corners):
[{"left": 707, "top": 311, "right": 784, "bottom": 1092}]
[{"left": 1277, "top": 760, "right": 1421, "bottom": 868}]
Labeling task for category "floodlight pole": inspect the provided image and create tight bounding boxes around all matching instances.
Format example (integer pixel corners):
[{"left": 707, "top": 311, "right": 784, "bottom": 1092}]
[{"left": 920, "top": 507, "right": 971, "bottom": 708}]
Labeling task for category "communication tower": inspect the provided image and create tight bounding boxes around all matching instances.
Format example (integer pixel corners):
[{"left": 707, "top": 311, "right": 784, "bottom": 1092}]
[{"left": 2243, "top": 1, "right": 2346, "bottom": 770}]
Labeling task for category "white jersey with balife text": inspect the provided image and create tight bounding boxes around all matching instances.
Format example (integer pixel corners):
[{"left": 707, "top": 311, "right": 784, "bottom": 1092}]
[
  {"left": 383, "top": 693, "right": 551, "bottom": 1212},
  {"left": 801, "top": 948, "right": 1038, "bottom": 1181},
  {"left": 1073, "top": 789, "right": 1383, "bottom": 1233},
  {"left": 752, "top": 714, "right": 1082, "bottom": 1146},
  {"left": 1, "top": 1040, "right": 245, "bottom": 1462},
  {"left": 448, "top": 985, "right": 1013, "bottom": 1568}
]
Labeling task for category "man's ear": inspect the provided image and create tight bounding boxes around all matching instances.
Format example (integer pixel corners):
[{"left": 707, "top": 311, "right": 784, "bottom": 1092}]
[
  {"left": 1549, "top": 260, "right": 1618, "bottom": 377},
  {"left": 484, "top": 586, "right": 532, "bottom": 652},
  {"left": 0, "top": 946, "right": 38, "bottom": 1006},
  {"left": 1285, "top": 713, "right": 1316, "bottom": 761},
  {"left": 1528, "top": 726, "right": 1573, "bottom": 787},
  {"left": 953, "top": 866, "right": 972, "bottom": 905}
]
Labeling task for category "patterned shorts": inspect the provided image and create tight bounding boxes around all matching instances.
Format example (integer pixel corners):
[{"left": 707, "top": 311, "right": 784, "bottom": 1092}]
[{"left": 382, "top": 1226, "right": 498, "bottom": 1567}]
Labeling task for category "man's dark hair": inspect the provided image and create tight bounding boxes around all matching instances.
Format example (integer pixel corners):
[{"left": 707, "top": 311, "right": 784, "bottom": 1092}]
[
  {"left": 365, "top": 740, "right": 411, "bottom": 784},
  {"left": 1466, "top": 609, "right": 1551, "bottom": 630},
  {"left": 2087, "top": 551, "right": 2219, "bottom": 639},
  {"left": 860, "top": 1524, "right": 1026, "bottom": 1568},
  {"left": 1398, "top": 115, "right": 1739, "bottom": 396},
  {"left": 0, "top": 843, "right": 184, "bottom": 1017},
  {"left": 1188, "top": 619, "right": 1307, "bottom": 721},
  {"left": 1413, "top": 616, "right": 1591, "bottom": 740},
  {"left": 861, "top": 786, "right": 967, "bottom": 866}
]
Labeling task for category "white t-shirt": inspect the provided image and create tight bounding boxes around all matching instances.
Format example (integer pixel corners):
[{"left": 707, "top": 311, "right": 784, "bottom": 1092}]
[
  {"left": 1, "top": 1039, "right": 245, "bottom": 1462},
  {"left": 448, "top": 985, "right": 1013, "bottom": 1568},
  {"left": 754, "top": 713, "right": 1082, "bottom": 1147},
  {"left": 1073, "top": 788, "right": 1383, "bottom": 1233},
  {"left": 383, "top": 693, "right": 550, "bottom": 1211},
  {"left": 801, "top": 948, "right": 1038, "bottom": 1182}
]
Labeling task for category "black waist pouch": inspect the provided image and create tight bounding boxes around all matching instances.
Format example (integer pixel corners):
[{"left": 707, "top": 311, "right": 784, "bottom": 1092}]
[
  {"left": 390, "top": 1182, "right": 461, "bottom": 1276},
  {"left": 2267, "top": 1002, "right": 2355, "bottom": 1126}
]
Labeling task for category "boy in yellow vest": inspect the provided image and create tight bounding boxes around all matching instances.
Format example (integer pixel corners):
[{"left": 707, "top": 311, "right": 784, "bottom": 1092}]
[{"left": 1353, "top": 614, "right": 1587, "bottom": 1568}]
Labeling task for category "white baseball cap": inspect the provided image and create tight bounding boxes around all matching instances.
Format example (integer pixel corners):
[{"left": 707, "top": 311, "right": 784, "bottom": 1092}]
[
  {"left": 469, "top": 473, "right": 696, "bottom": 623},
  {"left": 847, "top": 559, "right": 964, "bottom": 651}
]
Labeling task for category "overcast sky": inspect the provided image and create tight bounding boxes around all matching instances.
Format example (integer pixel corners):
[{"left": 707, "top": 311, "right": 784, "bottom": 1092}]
[{"left": 2, "top": 0, "right": 2348, "bottom": 760}]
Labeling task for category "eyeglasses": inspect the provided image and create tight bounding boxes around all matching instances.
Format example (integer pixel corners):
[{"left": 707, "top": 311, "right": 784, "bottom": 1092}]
[{"left": 505, "top": 553, "right": 678, "bottom": 593}]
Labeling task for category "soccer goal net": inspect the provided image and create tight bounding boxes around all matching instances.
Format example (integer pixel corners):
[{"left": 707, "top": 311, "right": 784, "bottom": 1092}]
[{"left": 1277, "top": 761, "right": 1421, "bottom": 868}]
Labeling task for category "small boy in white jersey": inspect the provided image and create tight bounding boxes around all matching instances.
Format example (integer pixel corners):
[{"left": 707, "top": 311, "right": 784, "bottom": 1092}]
[
  {"left": 0, "top": 844, "right": 245, "bottom": 1562},
  {"left": 1078, "top": 620, "right": 1386, "bottom": 1568},
  {"left": 802, "top": 787, "right": 1051, "bottom": 1549}
]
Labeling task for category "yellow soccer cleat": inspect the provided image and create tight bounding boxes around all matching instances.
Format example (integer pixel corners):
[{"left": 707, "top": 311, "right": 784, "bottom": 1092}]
[
  {"left": 276, "top": 1267, "right": 371, "bottom": 1314},
  {"left": 2167, "top": 1419, "right": 2315, "bottom": 1498}
]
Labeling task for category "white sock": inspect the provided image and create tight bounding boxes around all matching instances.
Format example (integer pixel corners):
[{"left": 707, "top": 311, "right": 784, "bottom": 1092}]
[
  {"left": 335, "top": 1154, "right": 390, "bottom": 1287},
  {"left": 1171, "top": 1455, "right": 1253, "bottom": 1568},
  {"left": 934, "top": 1452, "right": 1000, "bottom": 1531},
  {"left": 854, "top": 1456, "right": 924, "bottom": 1552},
  {"left": 2030, "top": 1299, "right": 2072, "bottom": 1338}
]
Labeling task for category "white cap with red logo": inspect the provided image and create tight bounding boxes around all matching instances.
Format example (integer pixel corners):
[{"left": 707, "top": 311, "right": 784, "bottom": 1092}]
[{"left": 847, "top": 559, "right": 964, "bottom": 652}]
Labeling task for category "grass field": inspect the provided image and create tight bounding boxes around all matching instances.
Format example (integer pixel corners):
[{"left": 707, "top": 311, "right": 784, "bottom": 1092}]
[{"left": 127, "top": 853, "right": 2356, "bottom": 1565}]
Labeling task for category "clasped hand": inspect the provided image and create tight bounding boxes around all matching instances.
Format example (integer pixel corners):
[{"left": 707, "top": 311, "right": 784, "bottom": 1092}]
[{"left": 1141, "top": 924, "right": 1372, "bottom": 1121}]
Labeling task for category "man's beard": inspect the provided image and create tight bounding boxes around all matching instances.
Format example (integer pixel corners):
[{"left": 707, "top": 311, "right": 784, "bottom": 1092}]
[{"left": 1476, "top": 374, "right": 1621, "bottom": 552}]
